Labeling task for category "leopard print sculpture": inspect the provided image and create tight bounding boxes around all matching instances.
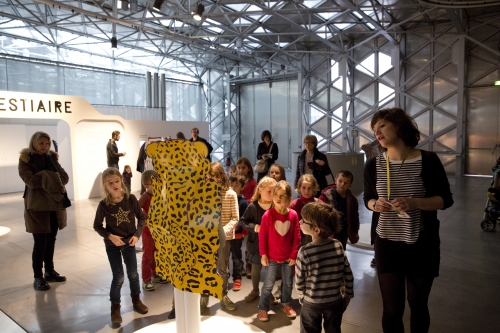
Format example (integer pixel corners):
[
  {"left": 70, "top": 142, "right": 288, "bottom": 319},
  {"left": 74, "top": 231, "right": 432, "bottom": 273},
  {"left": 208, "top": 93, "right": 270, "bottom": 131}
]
[{"left": 145, "top": 139, "right": 223, "bottom": 299}]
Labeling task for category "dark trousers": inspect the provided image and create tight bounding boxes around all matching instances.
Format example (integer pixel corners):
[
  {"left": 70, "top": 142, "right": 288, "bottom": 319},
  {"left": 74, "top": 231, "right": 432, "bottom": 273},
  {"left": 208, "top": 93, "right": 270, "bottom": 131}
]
[
  {"left": 32, "top": 212, "right": 58, "bottom": 278},
  {"left": 334, "top": 229, "right": 348, "bottom": 250},
  {"left": 230, "top": 238, "right": 243, "bottom": 281},
  {"left": 300, "top": 299, "right": 344, "bottom": 333},
  {"left": 106, "top": 243, "right": 141, "bottom": 303}
]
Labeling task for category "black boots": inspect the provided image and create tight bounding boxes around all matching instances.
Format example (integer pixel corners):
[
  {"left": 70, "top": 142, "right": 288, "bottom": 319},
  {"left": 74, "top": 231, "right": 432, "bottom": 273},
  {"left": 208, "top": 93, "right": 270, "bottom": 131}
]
[
  {"left": 132, "top": 295, "right": 148, "bottom": 314},
  {"left": 111, "top": 303, "right": 122, "bottom": 323},
  {"left": 34, "top": 277, "right": 50, "bottom": 291},
  {"left": 44, "top": 270, "right": 66, "bottom": 282}
]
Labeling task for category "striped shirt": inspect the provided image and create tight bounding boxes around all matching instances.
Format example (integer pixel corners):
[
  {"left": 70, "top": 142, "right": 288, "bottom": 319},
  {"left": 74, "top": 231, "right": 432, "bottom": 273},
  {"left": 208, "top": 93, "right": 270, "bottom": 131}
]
[
  {"left": 221, "top": 188, "right": 239, "bottom": 240},
  {"left": 295, "top": 238, "right": 354, "bottom": 305},
  {"left": 375, "top": 152, "right": 425, "bottom": 244}
]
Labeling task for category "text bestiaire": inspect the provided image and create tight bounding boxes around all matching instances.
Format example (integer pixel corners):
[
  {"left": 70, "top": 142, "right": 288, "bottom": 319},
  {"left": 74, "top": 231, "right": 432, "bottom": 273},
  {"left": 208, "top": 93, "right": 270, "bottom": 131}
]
[{"left": 0, "top": 98, "right": 72, "bottom": 113}]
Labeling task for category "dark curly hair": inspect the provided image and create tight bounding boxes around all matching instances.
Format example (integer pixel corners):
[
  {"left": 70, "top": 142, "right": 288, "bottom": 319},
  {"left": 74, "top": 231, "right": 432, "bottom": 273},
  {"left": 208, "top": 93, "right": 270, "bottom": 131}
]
[{"left": 370, "top": 108, "right": 420, "bottom": 148}]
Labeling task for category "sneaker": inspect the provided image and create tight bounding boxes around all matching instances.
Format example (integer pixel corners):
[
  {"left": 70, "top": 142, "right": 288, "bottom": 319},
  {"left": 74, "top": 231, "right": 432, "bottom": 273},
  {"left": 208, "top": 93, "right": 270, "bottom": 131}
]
[
  {"left": 233, "top": 280, "right": 242, "bottom": 291},
  {"left": 244, "top": 290, "right": 259, "bottom": 303},
  {"left": 143, "top": 281, "right": 155, "bottom": 291},
  {"left": 222, "top": 295, "right": 237, "bottom": 311},
  {"left": 282, "top": 305, "right": 297, "bottom": 318},
  {"left": 271, "top": 295, "right": 279, "bottom": 305},
  {"left": 258, "top": 310, "right": 269, "bottom": 322},
  {"left": 200, "top": 295, "right": 209, "bottom": 313},
  {"left": 370, "top": 257, "right": 376, "bottom": 268},
  {"left": 241, "top": 270, "right": 247, "bottom": 277},
  {"left": 152, "top": 276, "right": 168, "bottom": 284}
]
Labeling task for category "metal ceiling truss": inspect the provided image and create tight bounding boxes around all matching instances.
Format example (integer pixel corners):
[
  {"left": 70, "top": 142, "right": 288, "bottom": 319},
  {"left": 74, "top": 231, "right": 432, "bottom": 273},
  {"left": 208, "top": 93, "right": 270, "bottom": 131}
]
[{"left": 1, "top": 0, "right": 500, "bottom": 173}]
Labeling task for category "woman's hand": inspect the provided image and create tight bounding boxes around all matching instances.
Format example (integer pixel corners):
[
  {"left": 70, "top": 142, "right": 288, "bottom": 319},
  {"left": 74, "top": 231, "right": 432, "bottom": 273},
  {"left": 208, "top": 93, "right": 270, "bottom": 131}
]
[
  {"left": 263, "top": 155, "right": 269, "bottom": 160},
  {"left": 261, "top": 254, "right": 269, "bottom": 266},
  {"left": 373, "top": 198, "right": 392, "bottom": 212},
  {"left": 288, "top": 259, "right": 296, "bottom": 266},
  {"left": 315, "top": 159, "right": 325, "bottom": 166},
  {"left": 108, "top": 234, "right": 125, "bottom": 246},
  {"left": 390, "top": 198, "right": 417, "bottom": 212},
  {"left": 129, "top": 236, "right": 139, "bottom": 246},
  {"left": 254, "top": 224, "right": 260, "bottom": 233}
]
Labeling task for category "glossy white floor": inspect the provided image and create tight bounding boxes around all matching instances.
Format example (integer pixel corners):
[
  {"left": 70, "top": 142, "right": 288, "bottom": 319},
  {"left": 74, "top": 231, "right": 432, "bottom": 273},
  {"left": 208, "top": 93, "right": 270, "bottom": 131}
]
[{"left": 0, "top": 176, "right": 499, "bottom": 333}]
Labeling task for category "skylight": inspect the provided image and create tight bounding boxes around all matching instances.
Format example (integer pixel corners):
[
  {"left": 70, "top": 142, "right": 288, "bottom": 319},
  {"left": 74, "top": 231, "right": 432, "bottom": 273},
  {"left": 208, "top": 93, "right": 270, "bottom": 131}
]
[
  {"left": 303, "top": 0, "right": 324, "bottom": 9},
  {"left": 225, "top": 4, "right": 248, "bottom": 12},
  {"left": 356, "top": 53, "right": 375, "bottom": 76},
  {"left": 333, "top": 23, "right": 353, "bottom": 30}
]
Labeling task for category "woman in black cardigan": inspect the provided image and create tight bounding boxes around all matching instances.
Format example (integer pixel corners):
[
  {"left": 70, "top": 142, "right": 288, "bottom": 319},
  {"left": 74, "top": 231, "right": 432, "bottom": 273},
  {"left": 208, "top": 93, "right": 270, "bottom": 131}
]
[
  {"left": 363, "top": 108, "right": 453, "bottom": 333},
  {"left": 294, "top": 134, "right": 332, "bottom": 196},
  {"left": 256, "top": 130, "right": 279, "bottom": 182}
]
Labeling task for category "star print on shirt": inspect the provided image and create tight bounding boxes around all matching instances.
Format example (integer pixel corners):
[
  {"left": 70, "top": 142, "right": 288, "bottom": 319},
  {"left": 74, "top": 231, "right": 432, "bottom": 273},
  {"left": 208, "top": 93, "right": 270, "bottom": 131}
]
[{"left": 111, "top": 207, "right": 131, "bottom": 226}]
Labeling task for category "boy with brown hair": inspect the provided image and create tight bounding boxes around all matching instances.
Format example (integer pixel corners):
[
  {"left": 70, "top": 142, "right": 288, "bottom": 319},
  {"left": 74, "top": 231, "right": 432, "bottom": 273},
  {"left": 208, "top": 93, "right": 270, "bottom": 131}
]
[
  {"left": 318, "top": 170, "right": 359, "bottom": 250},
  {"left": 296, "top": 202, "right": 354, "bottom": 333}
]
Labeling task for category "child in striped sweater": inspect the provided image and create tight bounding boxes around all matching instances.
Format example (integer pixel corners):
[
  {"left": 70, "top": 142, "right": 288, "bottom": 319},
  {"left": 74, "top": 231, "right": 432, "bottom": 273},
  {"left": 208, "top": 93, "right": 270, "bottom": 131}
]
[{"left": 295, "top": 202, "right": 354, "bottom": 333}]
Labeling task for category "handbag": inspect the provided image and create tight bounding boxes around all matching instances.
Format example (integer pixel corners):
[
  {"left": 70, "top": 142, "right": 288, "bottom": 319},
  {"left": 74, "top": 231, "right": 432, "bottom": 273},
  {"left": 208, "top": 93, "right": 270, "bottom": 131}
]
[
  {"left": 47, "top": 156, "right": 72, "bottom": 208},
  {"left": 253, "top": 143, "right": 274, "bottom": 173}
]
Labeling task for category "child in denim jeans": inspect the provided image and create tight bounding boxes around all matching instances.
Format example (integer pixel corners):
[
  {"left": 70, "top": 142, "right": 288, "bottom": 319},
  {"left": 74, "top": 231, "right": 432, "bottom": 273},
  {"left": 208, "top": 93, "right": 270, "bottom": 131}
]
[
  {"left": 93, "top": 167, "right": 148, "bottom": 324},
  {"left": 257, "top": 180, "right": 301, "bottom": 322}
]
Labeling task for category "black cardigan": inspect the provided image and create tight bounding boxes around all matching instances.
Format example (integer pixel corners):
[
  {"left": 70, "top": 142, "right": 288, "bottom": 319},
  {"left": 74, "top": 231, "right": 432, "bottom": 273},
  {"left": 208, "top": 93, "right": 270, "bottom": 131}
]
[
  {"left": 363, "top": 150, "right": 454, "bottom": 245},
  {"left": 295, "top": 148, "right": 332, "bottom": 192}
]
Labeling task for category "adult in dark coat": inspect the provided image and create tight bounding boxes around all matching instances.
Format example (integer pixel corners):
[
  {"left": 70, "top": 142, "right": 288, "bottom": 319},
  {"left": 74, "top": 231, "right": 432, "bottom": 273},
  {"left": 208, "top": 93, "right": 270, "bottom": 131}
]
[
  {"left": 294, "top": 134, "right": 332, "bottom": 196},
  {"left": 256, "top": 130, "right": 279, "bottom": 182},
  {"left": 106, "top": 130, "right": 126, "bottom": 169},
  {"left": 18, "top": 131, "right": 69, "bottom": 291},
  {"left": 189, "top": 127, "right": 213, "bottom": 161}
]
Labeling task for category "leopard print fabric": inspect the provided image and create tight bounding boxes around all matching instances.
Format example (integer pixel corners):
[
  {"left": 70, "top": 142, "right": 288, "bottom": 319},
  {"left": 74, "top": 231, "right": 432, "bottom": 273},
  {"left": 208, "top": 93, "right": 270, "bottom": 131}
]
[{"left": 146, "top": 139, "right": 223, "bottom": 299}]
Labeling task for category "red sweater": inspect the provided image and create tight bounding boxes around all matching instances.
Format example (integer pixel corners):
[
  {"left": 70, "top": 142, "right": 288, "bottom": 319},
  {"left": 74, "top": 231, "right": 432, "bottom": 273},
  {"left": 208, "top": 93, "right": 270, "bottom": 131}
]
[
  {"left": 259, "top": 207, "right": 301, "bottom": 261},
  {"left": 289, "top": 196, "right": 316, "bottom": 221},
  {"left": 241, "top": 178, "right": 257, "bottom": 203}
]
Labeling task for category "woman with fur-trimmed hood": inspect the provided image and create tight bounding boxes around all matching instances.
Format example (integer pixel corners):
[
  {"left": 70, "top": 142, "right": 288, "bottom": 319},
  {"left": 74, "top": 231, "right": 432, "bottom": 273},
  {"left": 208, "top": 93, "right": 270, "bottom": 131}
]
[{"left": 18, "top": 131, "right": 70, "bottom": 291}]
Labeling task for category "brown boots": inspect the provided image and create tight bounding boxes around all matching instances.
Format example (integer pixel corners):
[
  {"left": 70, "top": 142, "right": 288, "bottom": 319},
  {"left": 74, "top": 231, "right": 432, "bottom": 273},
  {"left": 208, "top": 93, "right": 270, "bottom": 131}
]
[
  {"left": 111, "top": 303, "right": 122, "bottom": 323},
  {"left": 110, "top": 296, "right": 148, "bottom": 324},
  {"left": 132, "top": 295, "right": 149, "bottom": 314}
]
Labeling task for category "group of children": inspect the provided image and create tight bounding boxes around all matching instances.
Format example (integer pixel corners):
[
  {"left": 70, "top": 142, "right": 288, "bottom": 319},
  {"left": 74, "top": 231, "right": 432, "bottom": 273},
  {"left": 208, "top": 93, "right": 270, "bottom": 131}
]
[{"left": 94, "top": 155, "right": 358, "bottom": 332}]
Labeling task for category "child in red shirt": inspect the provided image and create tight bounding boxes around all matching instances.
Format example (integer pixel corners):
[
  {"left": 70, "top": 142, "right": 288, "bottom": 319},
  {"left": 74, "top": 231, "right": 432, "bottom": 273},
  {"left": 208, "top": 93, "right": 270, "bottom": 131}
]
[
  {"left": 257, "top": 181, "right": 301, "bottom": 322},
  {"left": 138, "top": 170, "right": 167, "bottom": 291},
  {"left": 289, "top": 174, "right": 320, "bottom": 246}
]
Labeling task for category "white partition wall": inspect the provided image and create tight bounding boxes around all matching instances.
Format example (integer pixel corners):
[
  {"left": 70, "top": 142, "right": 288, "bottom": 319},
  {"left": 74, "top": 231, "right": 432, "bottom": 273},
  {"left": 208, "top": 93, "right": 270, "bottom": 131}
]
[{"left": 0, "top": 91, "right": 208, "bottom": 200}]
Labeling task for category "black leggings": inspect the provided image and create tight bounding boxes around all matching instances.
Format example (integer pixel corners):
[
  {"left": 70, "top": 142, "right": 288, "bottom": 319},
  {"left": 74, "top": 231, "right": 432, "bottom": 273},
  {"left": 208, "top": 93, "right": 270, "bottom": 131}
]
[
  {"left": 32, "top": 212, "right": 59, "bottom": 278},
  {"left": 378, "top": 273, "right": 434, "bottom": 333}
]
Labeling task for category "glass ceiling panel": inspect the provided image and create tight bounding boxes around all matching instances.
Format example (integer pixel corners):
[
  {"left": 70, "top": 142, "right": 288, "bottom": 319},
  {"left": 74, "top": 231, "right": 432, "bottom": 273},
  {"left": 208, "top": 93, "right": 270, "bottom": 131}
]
[
  {"left": 203, "top": 18, "right": 222, "bottom": 26},
  {"left": 225, "top": 4, "right": 248, "bottom": 11},
  {"left": 303, "top": 0, "right": 325, "bottom": 8},
  {"left": 232, "top": 17, "right": 253, "bottom": 25},
  {"left": 0, "top": 19, "right": 26, "bottom": 29},
  {"left": 356, "top": 53, "right": 375, "bottom": 76},
  {"left": 379, "top": 52, "right": 393, "bottom": 74},
  {"left": 333, "top": 23, "right": 353, "bottom": 30}
]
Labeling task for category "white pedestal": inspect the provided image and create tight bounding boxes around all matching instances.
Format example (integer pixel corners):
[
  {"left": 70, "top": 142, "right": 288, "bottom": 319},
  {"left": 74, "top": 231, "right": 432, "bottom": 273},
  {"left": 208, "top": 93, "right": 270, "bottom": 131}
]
[
  {"left": 134, "top": 316, "right": 265, "bottom": 333},
  {"left": 0, "top": 226, "right": 11, "bottom": 239}
]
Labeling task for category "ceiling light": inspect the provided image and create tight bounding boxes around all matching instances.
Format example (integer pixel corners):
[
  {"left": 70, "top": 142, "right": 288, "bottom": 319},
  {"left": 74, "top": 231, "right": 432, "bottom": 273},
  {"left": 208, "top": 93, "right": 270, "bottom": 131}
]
[
  {"left": 236, "top": 37, "right": 243, "bottom": 49},
  {"left": 111, "top": 36, "right": 117, "bottom": 49},
  {"left": 121, "top": 0, "right": 129, "bottom": 11},
  {"left": 495, "top": 81, "right": 500, "bottom": 86},
  {"left": 130, "top": 0, "right": 138, "bottom": 12},
  {"left": 152, "top": 0, "right": 164, "bottom": 11},
  {"left": 193, "top": 3, "right": 204, "bottom": 21}
]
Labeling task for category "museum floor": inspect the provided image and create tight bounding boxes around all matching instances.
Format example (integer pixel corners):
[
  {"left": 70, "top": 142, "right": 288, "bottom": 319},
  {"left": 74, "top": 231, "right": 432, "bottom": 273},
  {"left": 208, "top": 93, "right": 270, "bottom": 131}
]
[{"left": 0, "top": 176, "right": 499, "bottom": 333}]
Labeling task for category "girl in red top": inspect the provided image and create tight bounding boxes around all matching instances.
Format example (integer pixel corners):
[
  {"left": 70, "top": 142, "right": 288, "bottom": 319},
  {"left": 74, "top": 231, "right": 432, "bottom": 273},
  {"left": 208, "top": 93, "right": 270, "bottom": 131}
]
[
  {"left": 289, "top": 174, "right": 319, "bottom": 246},
  {"left": 236, "top": 157, "right": 257, "bottom": 203},
  {"left": 257, "top": 181, "right": 301, "bottom": 322}
]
